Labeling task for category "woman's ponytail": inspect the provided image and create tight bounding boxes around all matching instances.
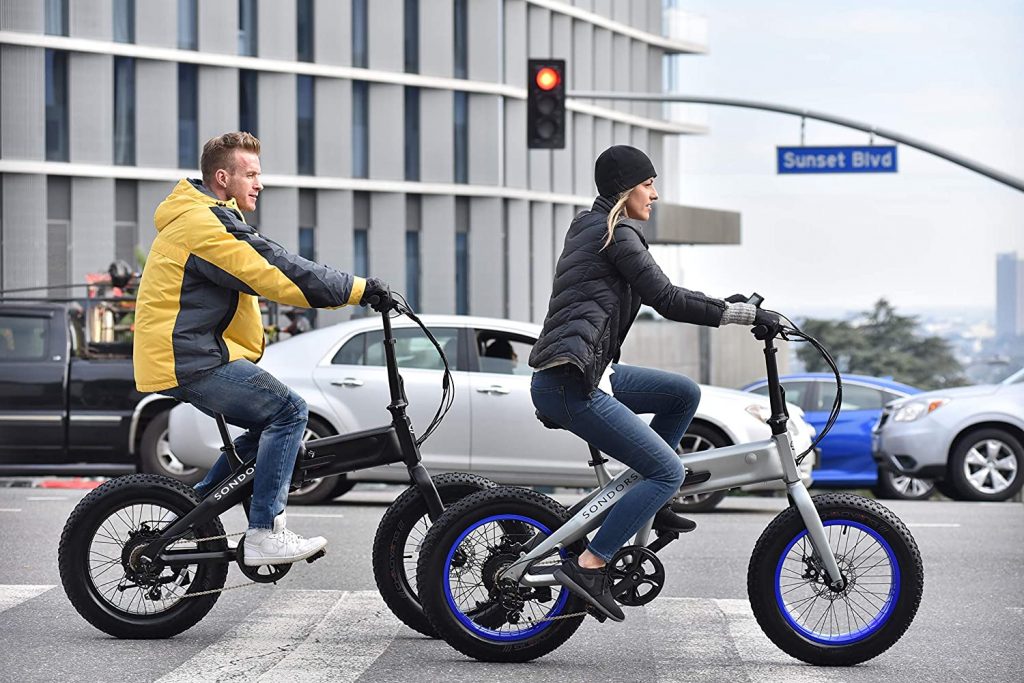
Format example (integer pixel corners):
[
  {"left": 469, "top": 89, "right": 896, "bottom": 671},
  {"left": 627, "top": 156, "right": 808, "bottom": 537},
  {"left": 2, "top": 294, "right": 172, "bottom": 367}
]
[{"left": 602, "top": 188, "right": 633, "bottom": 251}]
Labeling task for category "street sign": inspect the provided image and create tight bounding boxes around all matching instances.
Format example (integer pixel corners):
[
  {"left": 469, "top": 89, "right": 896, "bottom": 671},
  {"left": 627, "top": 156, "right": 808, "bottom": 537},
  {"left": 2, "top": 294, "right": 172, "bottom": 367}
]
[{"left": 777, "top": 145, "right": 898, "bottom": 174}]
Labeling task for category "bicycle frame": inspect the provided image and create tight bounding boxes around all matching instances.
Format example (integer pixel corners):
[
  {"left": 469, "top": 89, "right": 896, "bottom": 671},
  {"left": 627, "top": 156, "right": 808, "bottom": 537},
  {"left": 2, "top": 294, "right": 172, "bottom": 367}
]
[
  {"left": 501, "top": 333, "right": 845, "bottom": 590},
  {"left": 139, "top": 308, "right": 444, "bottom": 568}
]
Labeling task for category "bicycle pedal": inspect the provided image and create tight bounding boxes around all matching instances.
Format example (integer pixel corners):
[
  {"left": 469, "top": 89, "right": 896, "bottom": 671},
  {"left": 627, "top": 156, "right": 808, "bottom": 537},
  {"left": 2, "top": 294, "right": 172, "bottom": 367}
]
[
  {"left": 306, "top": 549, "right": 327, "bottom": 564},
  {"left": 585, "top": 605, "right": 608, "bottom": 623}
]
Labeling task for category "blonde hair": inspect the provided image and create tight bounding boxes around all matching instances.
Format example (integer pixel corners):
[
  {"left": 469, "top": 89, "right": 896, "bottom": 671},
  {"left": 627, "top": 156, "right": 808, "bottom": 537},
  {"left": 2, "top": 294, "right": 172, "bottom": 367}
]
[
  {"left": 601, "top": 184, "right": 641, "bottom": 251},
  {"left": 201, "top": 132, "right": 261, "bottom": 185}
]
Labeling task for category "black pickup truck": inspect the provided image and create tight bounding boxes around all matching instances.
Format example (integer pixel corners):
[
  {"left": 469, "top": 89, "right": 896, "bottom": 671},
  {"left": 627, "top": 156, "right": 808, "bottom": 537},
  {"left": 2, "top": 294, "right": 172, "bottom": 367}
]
[{"left": 0, "top": 300, "right": 200, "bottom": 483}]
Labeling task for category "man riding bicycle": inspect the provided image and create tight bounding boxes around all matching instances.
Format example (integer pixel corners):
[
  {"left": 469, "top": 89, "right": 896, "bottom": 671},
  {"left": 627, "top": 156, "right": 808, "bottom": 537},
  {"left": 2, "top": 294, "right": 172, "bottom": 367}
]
[{"left": 133, "top": 132, "right": 389, "bottom": 566}]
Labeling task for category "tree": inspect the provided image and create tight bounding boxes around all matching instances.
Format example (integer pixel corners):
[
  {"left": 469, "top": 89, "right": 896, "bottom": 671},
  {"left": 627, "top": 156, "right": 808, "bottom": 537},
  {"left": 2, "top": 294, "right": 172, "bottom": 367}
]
[{"left": 796, "top": 299, "right": 966, "bottom": 390}]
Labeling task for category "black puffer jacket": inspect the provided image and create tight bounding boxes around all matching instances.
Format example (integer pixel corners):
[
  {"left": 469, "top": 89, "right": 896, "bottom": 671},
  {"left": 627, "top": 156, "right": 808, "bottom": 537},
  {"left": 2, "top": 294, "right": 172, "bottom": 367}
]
[{"left": 528, "top": 195, "right": 726, "bottom": 390}]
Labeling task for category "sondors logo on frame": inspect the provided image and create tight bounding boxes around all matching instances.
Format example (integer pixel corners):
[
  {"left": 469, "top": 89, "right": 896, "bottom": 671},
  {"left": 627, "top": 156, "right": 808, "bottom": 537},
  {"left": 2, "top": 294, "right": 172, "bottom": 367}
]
[
  {"left": 213, "top": 466, "right": 256, "bottom": 501},
  {"left": 582, "top": 472, "right": 641, "bottom": 519}
]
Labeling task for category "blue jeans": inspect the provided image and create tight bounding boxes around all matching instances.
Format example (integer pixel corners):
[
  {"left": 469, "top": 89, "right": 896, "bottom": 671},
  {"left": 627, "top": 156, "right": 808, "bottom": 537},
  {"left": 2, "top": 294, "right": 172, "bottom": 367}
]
[
  {"left": 160, "top": 359, "right": 309, "bottom": 530},
  {"left": 531, "top": 363, "right": 700, "bottom": 562}
]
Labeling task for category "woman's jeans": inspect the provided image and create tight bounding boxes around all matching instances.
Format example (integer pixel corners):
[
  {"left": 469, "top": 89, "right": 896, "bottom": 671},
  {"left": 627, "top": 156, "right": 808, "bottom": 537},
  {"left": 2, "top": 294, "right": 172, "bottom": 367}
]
[
  {"left": 159, "top": 359, "right": 309, "bottom": 530},
  {"left": 531, "top": 363, "right": 700, "bottom": 562}
]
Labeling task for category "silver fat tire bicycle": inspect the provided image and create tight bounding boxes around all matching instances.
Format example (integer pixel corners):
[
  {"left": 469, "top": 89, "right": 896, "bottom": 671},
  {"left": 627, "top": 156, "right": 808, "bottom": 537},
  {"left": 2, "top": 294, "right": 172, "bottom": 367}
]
[
  {"left": 58, "top": 298, "right": 494, "bottom": 639},
  {"left": 416, "top": 296, "right": 924, "bottom": 664}
]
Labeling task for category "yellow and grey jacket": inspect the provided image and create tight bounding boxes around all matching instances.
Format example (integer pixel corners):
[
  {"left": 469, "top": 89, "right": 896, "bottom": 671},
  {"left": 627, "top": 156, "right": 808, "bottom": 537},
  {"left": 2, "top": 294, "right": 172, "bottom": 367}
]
[{"left": 133, "top": 179, "right": 365, "bottom": 392}]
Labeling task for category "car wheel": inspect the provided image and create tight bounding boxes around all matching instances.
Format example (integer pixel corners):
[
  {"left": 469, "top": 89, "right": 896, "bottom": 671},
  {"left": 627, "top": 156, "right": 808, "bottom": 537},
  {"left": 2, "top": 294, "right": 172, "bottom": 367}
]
[
  {"left": 949, "top": 428, "right": 1024, "bottom": 502},
  {"left": 287, "top": 416, "right": 350, "bottom": 505},
  {"left": 872, "top": 468, "right": 935, "bottom": 501},
  {"left": 139, "top": 411, "right": 205, "bottom": 485},
  {"left": 673, "top": 424, "right": 731, "bottom": 512}
]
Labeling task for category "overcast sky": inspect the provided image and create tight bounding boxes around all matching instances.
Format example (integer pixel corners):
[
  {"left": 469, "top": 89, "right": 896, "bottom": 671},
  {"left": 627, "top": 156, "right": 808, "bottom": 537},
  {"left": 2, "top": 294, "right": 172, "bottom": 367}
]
[{"left": 653, "top": 0, "right": 1024, "bottom": 318}]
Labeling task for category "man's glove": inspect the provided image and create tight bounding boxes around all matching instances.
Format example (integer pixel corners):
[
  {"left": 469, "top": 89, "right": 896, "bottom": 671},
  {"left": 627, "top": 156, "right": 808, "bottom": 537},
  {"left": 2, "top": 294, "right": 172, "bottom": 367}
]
[
  {"left": 360, "top": 278, "right": 392, "bottom": 313},
  {"left": 751, "top": 308, "right": 781, "bottom": 340}
]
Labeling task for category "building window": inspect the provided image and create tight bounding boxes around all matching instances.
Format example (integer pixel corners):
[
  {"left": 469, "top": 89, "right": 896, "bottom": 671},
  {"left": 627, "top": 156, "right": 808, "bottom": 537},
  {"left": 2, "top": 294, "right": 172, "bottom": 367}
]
[
  {"left": 352, "top": 0, "right": 368, "bottom": 68},
  {"left": 454, "top": 91, "right": 468, "bottom": 184},
  {"left": 297, "top": 0, "right": 314, "bottom": 62},
  {"left": 113, "top": 57, "right": 136, "bottom": 166},
  {"left": 406, "top": 231, "right": 421, "bottom": 312},
  {"left": 404, "top": 87, "right": 420, "bottom": 182},
  {"left": 115, "top": 180, "right": 138, "bottom": 265},
  {"left": 238, "top": 0, "right": 258, "bottom": 57},
  {"left": 404, "top": 0, "right": 419, "bottom": 73},
  {"left": 239, "top": 69, "right": 258, "bottom": 136},
  {"left": 297, "top": 75, "right": 315, "bottom": 175},
  {"left": 455, "top": 197, "right": 469, "bottom": 315},
  {"left": 354, "top": 230, "right": 368, "bottom": 280},
  {"left": 47, "top": 176, "right": 71, "bottom": 294},
  {"left": 178, "top": 63, "right": 198, "bottom": 169},
  {"left": 298, "top": 190, "right": 316, "bottom": 262},
  {"left": 178, "top": 0, "right": 198, "bottom": 50},
  {"left": 453, "top": 0, "right": 468, "bottom": 78},
  {"left": 45, "top": 0, "right": 68, "bottom": 36},
  {"left": 45, "top": 50, "right": 69, "bottom": 162},
  {"left": 113, "top": 0, "right": 135, "bottom": 43},
  {"left": 352, "top": 81, "right": 369, "bottom": 178}
]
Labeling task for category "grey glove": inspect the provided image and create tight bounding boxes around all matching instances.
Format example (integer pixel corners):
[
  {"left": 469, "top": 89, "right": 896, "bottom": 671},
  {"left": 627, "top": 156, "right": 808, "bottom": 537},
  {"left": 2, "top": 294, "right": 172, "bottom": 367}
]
[{"left": 720, "top": 301, "right": 756, "bottom": 326}]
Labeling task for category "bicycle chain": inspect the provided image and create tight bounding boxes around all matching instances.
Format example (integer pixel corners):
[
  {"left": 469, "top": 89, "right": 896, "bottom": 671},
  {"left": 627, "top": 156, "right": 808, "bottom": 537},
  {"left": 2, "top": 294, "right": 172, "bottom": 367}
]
[{"left": 168, "top": 531, "right": 259, "bottom": 599}]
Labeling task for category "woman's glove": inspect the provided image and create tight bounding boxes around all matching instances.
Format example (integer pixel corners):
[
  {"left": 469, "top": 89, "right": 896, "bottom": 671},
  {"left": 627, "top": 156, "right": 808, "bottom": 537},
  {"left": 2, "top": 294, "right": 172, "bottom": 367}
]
[{"left": 720, "top": 302, "right": 756, "bottom": 326}]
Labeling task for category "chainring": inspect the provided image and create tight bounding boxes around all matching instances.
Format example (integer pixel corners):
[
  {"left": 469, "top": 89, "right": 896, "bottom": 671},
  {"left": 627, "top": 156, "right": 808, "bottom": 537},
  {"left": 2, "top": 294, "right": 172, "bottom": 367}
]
[
  {"left": 609, "top": 545, "right": 666, "bottom": 606},
  {"left": 235, "top": 534, "right": 292, "bottom": 583}
]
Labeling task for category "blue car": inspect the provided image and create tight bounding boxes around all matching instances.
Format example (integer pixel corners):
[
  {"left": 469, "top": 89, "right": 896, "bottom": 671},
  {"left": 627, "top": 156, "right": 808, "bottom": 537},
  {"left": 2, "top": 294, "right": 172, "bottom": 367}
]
[{"left": 741, "top": 373, "right": 932, "bottom": 499}]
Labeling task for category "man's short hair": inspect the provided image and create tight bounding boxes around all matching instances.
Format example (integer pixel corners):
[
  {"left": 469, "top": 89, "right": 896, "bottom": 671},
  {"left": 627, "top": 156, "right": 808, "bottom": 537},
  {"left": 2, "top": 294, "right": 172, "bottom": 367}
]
[{"left": 200, "top": 132, "right": 261, "bottom": 186}]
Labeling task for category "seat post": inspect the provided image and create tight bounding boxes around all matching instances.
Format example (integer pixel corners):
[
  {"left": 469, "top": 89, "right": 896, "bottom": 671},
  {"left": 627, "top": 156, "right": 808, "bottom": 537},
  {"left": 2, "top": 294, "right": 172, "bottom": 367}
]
[{"left": 214, "top": 413, "right": 242, "bottom": 468}]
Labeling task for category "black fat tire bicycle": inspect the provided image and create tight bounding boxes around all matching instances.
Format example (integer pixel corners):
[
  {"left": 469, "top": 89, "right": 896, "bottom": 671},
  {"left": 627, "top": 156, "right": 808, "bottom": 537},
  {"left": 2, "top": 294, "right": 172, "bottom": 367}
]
[
  {"left": 416, "top": 295, "right": 925, "bottom": 665},
  {"left": 58, "top": 300, "right": 490, "bottom": 639}
]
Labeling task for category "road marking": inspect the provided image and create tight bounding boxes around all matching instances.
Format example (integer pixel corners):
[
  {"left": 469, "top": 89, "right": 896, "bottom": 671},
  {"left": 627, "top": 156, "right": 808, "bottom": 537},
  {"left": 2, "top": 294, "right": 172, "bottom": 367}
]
[
  {"left": 0, "top": 508, "right": 22, "bottom": 512},
  {"left": 905, "top": 523, "right": 961, "bottom": 528},
  {"left": 26, "top": 496, "right": 69, "bottom": 501},
  {"left": 156, "top": 590, "right": 398, "bottom": 683},
  {"left": 286, "top": 513, "right": 346, "bottom": 519},
  {"left": 0, "top": 585, "right": 54, "bottom": 614}
]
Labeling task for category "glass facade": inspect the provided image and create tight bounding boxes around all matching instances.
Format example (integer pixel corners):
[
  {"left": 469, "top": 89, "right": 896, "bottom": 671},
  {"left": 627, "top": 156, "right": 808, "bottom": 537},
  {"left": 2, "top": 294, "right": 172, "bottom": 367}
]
[
  {"left": 45, "top": 0, "right": 68, "bottom": 37},
  {"left": 406, "top": 230, "right": 421, "bottom": 312},
  {"left": 352, "top": 81, "right": 369, "bottom": 178},
  {"left": 456, "top": 232, "right": 469, "bottom": 315},
  {"left": 404, "top": 0, "right": 419, "bottom": 73},
  {"left": 178, "top": 0, "right": 198, "bottom": 50},
  {"left": 297, "top": 0, "right": 314, "bottom": 62},
  {"left": 453, "top": 0, "right": 468, "bottom": 78},
  {"left": 113, "top": 0, "right": 135, "bottom": 43},
  {"left": 113, "top": 57, "right": 136, "bottom": 166},
  {"left": 45, "top": 50, "right": 69, "bottom": 162},
  {"left": 404, "top": 87, "right": 420, "bottom": 181},
  {"left": 354, "top": 229, "right": 369, "bottom": 279},
  {"left": 297, "top": 76, "right": 315, "bottom": 175},
  {"left": 352, "top": 0, "right": 368, "bottom": 68},
  {"left": 178, "top": 63, "right": 198, "bottom": 169},
  {"left": 454, "top": 91, "right": 468, "bottom": 184},
  {"left": 239, "top": 69, "right": 259, "bottom": 136},
  {"left": 238, "top": 0, "right": 258, "bottom": 57}
]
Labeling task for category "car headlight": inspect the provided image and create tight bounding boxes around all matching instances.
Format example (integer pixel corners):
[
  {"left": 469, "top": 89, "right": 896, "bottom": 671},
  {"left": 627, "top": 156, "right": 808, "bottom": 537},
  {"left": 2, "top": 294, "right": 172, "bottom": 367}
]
[{"left": 892, "top": 398, "right": 950, "bottom": 422}]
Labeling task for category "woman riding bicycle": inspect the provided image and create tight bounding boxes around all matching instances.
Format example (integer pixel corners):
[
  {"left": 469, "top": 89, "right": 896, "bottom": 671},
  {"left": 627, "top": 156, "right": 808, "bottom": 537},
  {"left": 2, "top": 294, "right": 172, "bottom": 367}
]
[{"left": 529, "top": 145, "right": 772, "bottom": 622}]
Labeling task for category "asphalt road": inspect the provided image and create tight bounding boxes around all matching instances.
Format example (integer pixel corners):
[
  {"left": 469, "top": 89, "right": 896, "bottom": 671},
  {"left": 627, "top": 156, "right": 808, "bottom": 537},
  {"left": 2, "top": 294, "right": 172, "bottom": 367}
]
[{"left": 0, "top": 485, "right": 1021, "bottom": 683}]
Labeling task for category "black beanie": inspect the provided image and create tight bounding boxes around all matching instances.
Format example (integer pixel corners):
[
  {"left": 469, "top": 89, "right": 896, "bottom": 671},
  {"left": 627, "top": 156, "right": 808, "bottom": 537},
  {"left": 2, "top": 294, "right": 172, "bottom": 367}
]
[{"left": 594, "top": 145, "right": 657, "bottom": 198}]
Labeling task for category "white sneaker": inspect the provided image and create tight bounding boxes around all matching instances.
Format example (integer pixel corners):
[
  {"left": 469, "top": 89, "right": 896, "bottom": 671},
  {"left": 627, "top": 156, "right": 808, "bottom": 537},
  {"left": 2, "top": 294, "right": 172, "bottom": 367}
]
[{"left": 243, "top": 512, "right": 327, "bottom": 566}]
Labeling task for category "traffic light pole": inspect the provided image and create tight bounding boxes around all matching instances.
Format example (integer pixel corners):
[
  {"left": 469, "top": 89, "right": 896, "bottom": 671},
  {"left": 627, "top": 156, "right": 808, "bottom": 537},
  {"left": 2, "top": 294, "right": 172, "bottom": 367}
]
[{"left": 568, "top": 91, "right": 1024, "bottom": 193}]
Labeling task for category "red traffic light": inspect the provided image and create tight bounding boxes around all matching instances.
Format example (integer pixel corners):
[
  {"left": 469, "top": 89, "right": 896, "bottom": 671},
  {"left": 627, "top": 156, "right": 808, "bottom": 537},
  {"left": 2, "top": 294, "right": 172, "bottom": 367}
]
[{"left": 535, "top": 67, "right": 560, "bottom": 91}]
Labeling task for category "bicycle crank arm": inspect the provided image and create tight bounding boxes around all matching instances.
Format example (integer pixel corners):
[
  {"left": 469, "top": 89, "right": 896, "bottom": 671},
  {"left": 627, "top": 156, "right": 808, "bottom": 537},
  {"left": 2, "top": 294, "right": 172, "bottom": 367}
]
[{"left": 159, "top": 549, "right": 235, "bottom": 566}]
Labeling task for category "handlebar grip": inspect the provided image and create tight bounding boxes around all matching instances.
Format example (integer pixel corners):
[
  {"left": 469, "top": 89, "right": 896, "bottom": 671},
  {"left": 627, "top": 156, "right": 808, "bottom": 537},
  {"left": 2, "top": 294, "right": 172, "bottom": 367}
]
[{"left": 746, "top": 292, "right": 764, "bottom": 307}]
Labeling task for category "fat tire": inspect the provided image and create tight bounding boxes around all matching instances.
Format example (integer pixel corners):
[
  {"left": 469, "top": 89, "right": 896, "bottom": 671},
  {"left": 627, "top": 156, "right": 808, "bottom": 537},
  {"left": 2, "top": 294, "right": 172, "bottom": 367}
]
[
  {"left": 747, "top": 492, "right": 923, "bottom": 666},
  {"left": 416, "top": 486, "right": 588, "bottom": 663},
  {"left": 372, "top": 472, "right": 496, "bottom": 637},
  {"left": 58, "top": 474, "right": 229, "bottom": 639}
]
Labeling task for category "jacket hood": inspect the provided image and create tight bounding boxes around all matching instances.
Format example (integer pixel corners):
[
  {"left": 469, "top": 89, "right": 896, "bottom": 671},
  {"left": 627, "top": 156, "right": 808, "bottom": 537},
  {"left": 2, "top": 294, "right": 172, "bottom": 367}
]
[{"left": 154, "top": 179, "right": 240, "bottom": 233}]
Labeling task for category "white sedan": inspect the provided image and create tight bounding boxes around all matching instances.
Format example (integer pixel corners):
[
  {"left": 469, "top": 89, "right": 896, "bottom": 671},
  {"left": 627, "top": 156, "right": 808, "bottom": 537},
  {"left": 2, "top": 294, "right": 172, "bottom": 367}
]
[{"left": 169, "top": 315, "right": 815, "bottom": 506}]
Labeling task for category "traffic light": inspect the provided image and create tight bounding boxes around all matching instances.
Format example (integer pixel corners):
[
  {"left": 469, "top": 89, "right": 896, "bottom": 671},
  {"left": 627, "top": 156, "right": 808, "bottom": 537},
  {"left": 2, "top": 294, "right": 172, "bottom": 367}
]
[{"left": 527, "top": 59, "right": 565, "bottom": 149}]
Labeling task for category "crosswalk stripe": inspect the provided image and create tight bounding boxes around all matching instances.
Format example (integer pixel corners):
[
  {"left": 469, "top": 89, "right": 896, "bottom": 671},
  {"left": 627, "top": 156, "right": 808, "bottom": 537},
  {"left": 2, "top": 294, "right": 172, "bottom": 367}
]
[
  {"left": 156, "top": 590, "right": 344, "bottom": 683},
  {"left": 0, "top": 585, "right": 54, "bottom": 614},
  {"left": 257, "top": 591, "right": 401, "bottom": 683},
  {"left": 157, "top": 590, "right": 400, "bottom": 683}
]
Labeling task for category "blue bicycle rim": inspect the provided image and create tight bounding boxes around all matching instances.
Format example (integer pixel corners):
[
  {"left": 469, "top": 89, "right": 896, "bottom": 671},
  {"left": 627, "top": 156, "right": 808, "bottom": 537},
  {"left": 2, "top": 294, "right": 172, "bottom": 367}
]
[
  {"left": 774, "top": 519, "right": 901, "bottom": 645},
  {"left": 443, "top": 514, "right": 569, "bottom": 642}
]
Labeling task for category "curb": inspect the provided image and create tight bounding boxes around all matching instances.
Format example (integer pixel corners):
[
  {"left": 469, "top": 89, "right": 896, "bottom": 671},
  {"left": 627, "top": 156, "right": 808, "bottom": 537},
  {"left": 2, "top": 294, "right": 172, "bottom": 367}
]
[{"left": 0, "top": 477, "right": 107, "bottom": 490}]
